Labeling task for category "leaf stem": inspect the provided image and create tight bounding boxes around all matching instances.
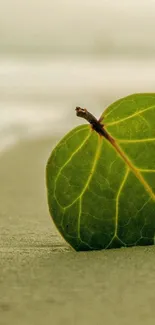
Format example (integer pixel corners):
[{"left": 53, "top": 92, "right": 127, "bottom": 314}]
[{"left": 75, "top": 107, "right": 115, "bottom": 144}]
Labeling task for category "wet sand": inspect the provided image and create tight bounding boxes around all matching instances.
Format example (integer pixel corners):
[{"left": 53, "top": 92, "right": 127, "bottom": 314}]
[{"left": 1, "top": 137, "right": 155, "bottom": 325}]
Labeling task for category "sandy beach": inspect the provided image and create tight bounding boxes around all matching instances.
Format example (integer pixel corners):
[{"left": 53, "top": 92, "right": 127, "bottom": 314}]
[{"left": 1, "top": 136, "right": 155, "bottom": 325}]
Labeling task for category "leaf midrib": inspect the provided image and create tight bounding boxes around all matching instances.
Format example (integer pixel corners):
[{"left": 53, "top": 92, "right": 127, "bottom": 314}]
[
  {"left": 107, "top": 132, "right": 155, "bottom": 201},
  {"left": 54, "top": 121, "right": 155, "bottom": 226}
]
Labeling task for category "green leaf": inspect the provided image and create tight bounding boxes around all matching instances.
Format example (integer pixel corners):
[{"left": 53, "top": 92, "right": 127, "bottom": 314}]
[{"left": 46, "top": 93, "right": 155, "bottom": 251}]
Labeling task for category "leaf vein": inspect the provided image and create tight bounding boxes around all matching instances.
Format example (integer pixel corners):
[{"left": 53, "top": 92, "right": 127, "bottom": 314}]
[
  {"left": 114, "top": 168, "right": 129, "bottom": 236},
  {"left": 77, "top": 138, "right": 103, "bottom": 238},
  {"left": 106, "top": 104, "right": 155, "bottom": 127},
  {"left": 54, "top": 129, "right": 91, "bottom": 201},
  {"left": 117, "top": 138, "right": 155, "bottom": 143},
  {"left": 138, "top": 169, "right": 155, "bottom": 173}
]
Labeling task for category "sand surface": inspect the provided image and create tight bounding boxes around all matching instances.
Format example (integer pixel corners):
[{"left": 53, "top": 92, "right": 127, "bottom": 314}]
[{"left": 1, "top": 137, "right": 155, "bottom": 325}]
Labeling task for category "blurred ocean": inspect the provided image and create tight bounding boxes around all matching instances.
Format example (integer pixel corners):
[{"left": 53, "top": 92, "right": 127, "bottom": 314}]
[
  {"left": 1, "top": 0, "right": 155, "bottom": 154},
  {"left": 1, "top": 56, "right": 155, "bottom": 154}
]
